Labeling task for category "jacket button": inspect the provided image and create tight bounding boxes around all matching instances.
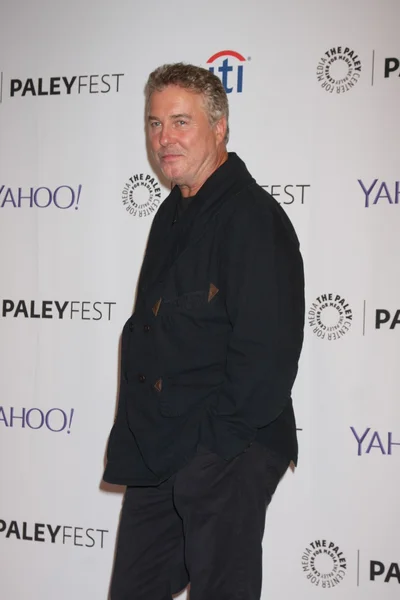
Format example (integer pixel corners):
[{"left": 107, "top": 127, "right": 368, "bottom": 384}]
[
  {"left": 129, "top": 322, "right": 134, "bottom": 332},
  {"left": 138, "top": 374, "right": 146, "bottom": 383},
  {"left": 143, "top": 324, "right": 150, "bottom": 332}
]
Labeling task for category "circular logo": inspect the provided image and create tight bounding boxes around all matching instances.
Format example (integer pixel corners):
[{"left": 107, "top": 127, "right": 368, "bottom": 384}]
[
  {"left": 308, "top": 293, "right": 353, "bottom": 341},
  {"left": 121, "top": 173, "right": 162, "bottom": 218},
  {"left": 317, "top": 46, "right": 362, "bottom": 93},
  {"left": 302, "top": 540, "right": 347, "bottom": 589}
]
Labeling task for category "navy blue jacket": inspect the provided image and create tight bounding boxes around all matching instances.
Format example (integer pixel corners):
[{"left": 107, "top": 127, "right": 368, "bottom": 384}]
[{"left": 103, "top": 153, "right": 305, "bottom": 486}]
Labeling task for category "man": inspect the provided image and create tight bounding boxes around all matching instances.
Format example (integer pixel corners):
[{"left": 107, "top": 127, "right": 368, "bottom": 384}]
[{"left": 104, "top": 63, "right": 305, "bottom": 600}]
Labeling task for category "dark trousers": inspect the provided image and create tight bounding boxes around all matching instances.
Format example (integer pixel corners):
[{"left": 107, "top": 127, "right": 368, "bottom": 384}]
[{"left": 110, "top": 442, "right": 289, "bottom": 600}]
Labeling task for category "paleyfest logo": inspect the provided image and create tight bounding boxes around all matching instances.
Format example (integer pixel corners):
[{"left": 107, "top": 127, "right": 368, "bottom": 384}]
[
  {"left": 261, "top": 184, "right": 310, "bottom": 205},
  {"left": 370, "top": 559, "right": 400, "bottom": 584},
  {"left": 0, "top": 184, "right": 82, "bottom": 210},
  {"left": 317, "top": 46, "right": 362, "bottom": 93},
  {"left": 0, "top": 518, "right": 108, "bottom": 548},
  {"left": 0, "top": 72, "right": 124, "bottom": 102},
  {"left": 385, "top": 57, "right": 400, "bottom": 79},
  {"left": 0, "top": 299, "right": 116, "bottom": 321}
]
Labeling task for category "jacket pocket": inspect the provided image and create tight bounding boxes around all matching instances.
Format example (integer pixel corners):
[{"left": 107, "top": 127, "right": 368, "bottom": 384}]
[
  {"left": 155, "top": 372, "right": 223, "bottom": 418},
  {"left": 163, "top": 289, "right": 208, "bottom": 312}
]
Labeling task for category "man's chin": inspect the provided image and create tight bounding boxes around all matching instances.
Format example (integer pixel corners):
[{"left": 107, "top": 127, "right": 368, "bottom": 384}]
[{"left": 161, "top": 165, "right": 185, "bottom": 184}]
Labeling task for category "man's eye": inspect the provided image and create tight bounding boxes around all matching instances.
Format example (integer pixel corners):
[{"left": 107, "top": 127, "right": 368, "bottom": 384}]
[
  {"left": 150, "top": 121, "right": 160, "bottom": 128},
  {"left": 176, "top": 120, "right": 187, "bottom": 126}
]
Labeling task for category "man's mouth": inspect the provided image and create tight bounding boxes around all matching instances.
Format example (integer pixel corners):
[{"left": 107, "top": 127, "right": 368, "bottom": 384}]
[{"left": 159, "top": 153, "right": 183, "bottom": 162}]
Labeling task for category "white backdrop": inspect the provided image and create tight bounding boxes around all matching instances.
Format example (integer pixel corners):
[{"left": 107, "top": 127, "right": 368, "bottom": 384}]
[{"left": 1, "top": 0, "right": 399, "bottom": 598}]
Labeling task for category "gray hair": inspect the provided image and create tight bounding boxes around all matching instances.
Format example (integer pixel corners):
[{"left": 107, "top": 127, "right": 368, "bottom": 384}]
[{"left": 145, "top": 62, "right": 229, "bottom": 144}]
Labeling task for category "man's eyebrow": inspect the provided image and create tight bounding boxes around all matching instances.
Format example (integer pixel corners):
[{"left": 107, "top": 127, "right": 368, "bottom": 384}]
[
  {"left": 170, "top": 113, "right": 192, "bottom": 120},
  {"left": 148, "top": 113, "right": 192, "bottom": 121}
]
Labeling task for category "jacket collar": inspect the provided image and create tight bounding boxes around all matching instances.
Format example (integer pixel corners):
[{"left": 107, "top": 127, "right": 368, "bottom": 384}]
[
  {"left": 142, "top": 152, "right": 254, "bottom": 290},
  {"left": 169, "top": 152, "right": 254, "bottom": 248}
]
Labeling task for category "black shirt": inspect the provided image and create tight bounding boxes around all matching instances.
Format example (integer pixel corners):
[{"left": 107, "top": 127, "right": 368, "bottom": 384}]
[{"left": 174, "top": 192, "right": 194, "bottom": 224}]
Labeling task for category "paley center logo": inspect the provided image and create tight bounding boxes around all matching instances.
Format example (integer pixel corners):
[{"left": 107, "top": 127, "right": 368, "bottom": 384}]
[
  {"left": 122, "top": 173, "right": 162, "bottom": 218},
  {"left": 358, "top": 179, "right": 399, "bottom": 208},
  {"left": 302, "top": 541, "right": 400, "bottom": 588},
  {"left": 316, "top": 46, "right": 362, "bottom": 93},
  {"left": 0, "top": 518, "right": 108, "bottom": 549},
  {"left": 302, "top": 539, "right": 347, "bottom": 588},
  {"left": 315, "top": 48, "right": 399, "bottom": 90},
  {"left": 261, "top": 184, "right": 310, "bottom": 205},
  {"left": 1, "top": 299, "right": 116, "bottom": 320},
  {"left": 308, "top": 293, "right": 353, "bottom": 340},
  {"left": 0, "top": 184, "right": 82, "bottom": 210},
  {"left": 0, "top": 71, "right": 124, "bottom": 102},
  {"left": 206, "top": 50, "right": 247, "bottom": 94}
]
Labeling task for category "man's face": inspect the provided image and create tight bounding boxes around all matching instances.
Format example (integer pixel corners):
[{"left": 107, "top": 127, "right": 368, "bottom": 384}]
[{"left": 148, "top": 85, "right": 225, "bottom": 191}]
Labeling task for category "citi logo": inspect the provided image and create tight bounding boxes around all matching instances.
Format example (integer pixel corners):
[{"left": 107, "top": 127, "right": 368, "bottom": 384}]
[{"left": 206, "top": 50, "right": 246, "bottom": 93}]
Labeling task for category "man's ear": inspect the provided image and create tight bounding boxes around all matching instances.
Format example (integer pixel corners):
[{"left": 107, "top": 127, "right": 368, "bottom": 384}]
[{"left": 214, "top": 116, "right": 227, "bottom": 144}]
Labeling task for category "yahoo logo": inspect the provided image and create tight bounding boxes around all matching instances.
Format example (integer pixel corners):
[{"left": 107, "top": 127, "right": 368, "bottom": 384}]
[
  {"left": 0, "top": 185, "right": 82, "bottom": 210},
  {"left": 350, "top": 427, "right": 400, "bottom": 455},
  {"left": 358, "top": 179, "right": 400, "bottom": 208},
  {"left": 0, "top": 407, "right": 75, "bottom": 433}
]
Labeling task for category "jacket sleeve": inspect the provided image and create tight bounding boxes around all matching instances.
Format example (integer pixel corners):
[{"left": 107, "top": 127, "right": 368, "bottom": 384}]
[{"left": 202, "top": 191, "right": 305, "bottom": 459}]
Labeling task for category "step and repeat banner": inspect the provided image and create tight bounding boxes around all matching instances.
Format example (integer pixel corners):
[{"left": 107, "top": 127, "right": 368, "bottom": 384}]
[{"left": 0, "top": 0, "right": 399, "bottom": 598}]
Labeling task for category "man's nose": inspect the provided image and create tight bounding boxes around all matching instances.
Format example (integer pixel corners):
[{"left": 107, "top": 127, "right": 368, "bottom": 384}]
[{"left": 159, "top": 125, "right": 173, "bottom": 147}]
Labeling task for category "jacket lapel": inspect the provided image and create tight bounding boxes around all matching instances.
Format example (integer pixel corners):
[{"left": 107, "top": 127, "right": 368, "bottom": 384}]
[{"left": 137, "top": 188, "right": 179, "bottom": 291}]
